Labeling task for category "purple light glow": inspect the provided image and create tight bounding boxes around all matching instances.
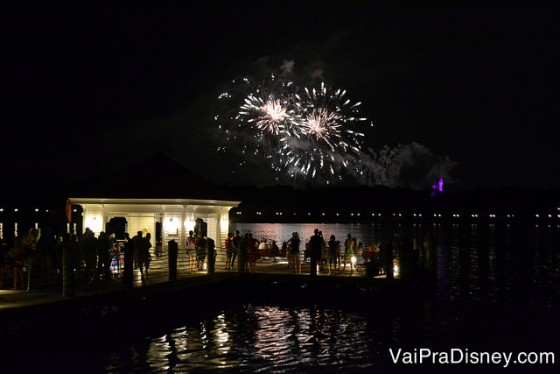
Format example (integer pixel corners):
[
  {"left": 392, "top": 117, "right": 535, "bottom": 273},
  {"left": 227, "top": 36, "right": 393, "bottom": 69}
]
[{"left": 432, "top": 177, "right": 444, "bottom": 193}]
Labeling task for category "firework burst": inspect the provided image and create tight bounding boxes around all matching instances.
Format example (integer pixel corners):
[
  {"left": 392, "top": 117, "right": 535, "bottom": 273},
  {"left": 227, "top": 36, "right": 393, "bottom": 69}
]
[
  {"left": 216, "top": 74, "right": 298, "bottom": 167},
  {"left": 241, "top": 96, "right": 290, "bottom": 136},
  {"left": 216, "top": 74, "right": 370, "bottom": 184},
  {"left": 280, "top": 82, "right": 367, "bottom": 180}
]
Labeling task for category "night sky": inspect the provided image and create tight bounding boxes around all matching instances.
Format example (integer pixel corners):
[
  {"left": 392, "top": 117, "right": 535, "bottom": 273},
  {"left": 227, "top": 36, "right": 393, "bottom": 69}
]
[{"left": 2, "top": 2, "right": 559, "bottom": 198}]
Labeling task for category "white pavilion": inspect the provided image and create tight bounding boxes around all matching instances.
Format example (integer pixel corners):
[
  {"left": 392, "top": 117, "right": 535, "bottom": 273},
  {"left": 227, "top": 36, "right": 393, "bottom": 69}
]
[{"left": 69, "top": 153, "right": 240, "bottom": 250}]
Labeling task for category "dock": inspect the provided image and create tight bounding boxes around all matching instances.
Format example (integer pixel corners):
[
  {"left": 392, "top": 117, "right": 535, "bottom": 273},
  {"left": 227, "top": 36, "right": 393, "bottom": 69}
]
[{"left": 0, "top": 253, "right": 391, "bottom": 313}]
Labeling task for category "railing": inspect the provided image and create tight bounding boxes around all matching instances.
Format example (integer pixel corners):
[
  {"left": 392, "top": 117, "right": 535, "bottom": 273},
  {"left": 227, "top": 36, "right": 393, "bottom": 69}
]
[
  {"left": 1, "top": 244, "right": 390, "bottom": 295},
  {"left": 1, "top": 245, "right": 244, "bottom": 292}
]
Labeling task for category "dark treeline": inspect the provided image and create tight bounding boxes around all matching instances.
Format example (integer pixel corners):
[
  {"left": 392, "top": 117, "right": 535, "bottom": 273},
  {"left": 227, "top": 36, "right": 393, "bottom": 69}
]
[
  {"left": 224, "top": 184, "right": 560, "bottom": 223},
  {"left": 1, "top": 182, "right": 559, "bottom": 229}
]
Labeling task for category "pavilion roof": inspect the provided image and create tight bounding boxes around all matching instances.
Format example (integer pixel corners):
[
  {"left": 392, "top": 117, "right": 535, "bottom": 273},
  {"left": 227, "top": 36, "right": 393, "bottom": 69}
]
[{"left": 75, "top": 152, "right": 234, "bottom": 201}]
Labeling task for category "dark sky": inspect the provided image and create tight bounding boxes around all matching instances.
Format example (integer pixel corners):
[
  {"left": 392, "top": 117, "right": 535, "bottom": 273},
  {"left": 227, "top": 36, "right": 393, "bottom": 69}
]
[{"left": 2, "top": 2, "right": 559, "bottom": 196}]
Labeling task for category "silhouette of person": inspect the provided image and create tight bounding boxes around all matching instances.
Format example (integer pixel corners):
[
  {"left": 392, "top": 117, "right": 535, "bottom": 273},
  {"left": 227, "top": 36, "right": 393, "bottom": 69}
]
[
  {"left": 186, "top": 230, "right": 196, "bottom": 271},
  {"left": 309, "top": 229, "right": 323, "bottom": 276},
  {"left": 225, "top": 232, "right": 234, "bottom": 270},
  {"left": 328, "top": 235, "right": 339, "bottom": 275},
  {"left": 80, "top": 228, "right": 98, "bottom": 284},
  {"left": 231, "top": 230, "right": 240, "bottom": 270},
  {"left": 288, "top": 232, "right": 301, "bottom": 273},
  {"left": 123, "top": 232, "right": 134, "bottom": 287}
]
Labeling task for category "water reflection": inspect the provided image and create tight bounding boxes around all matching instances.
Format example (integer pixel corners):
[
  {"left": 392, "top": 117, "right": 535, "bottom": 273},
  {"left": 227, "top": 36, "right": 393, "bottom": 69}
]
[{"left": 120, "top": 305, "right": 377, "bottom": 372}]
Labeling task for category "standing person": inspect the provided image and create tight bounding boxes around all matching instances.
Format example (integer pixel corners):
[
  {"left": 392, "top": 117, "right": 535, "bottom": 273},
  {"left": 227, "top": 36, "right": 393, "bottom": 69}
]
[
  {"left": 132, "top": 231, "right": 143, "bottom": 271},
  {"left": 96, "top": 231, "right": 112, "bottom": 280},
  {"left": 356, "top": 242, "right": 364, "bottom": 271},
  {"left": 122, "top": 233, "right": 134, "bottom": 288},
  {"left": 320, "top": 232, "right": 328, "bottom": 271},
  {"left": 343, "top": 233, "right": 356, "bottom": 272},
  {"left": 194, "top": 218, "right": 208, "bottom": 238},
  {"left": 225, "top": 232, "right": 234, "bottom": 270},
  {"left": 271, "top": 240, "right": 280, "bottom": 262},
  {"left": 136, "top": 232, "right": 151, "bottom": 280},
  {"left": 237, "top": 232, "right": 247, "bottom": 272},
  {"left": 288, "top": 232, "right": 301, "bottom": 274},
  {"left": 80, "top": 228, "right": 98, "bottom": 284},
  {"left": 281, "top": 241, "right": 288, "bottom": 266},
  {"left": 144, "top": 233, "right": 153, "bottom": 277},
  {"left": 231, "top": 230, "right": 240, "bottom": 270},
  {"left": 246, "top": 233, "right": 259, "bottom": 272},
  {"left": 285, "top": 239, "right": 293, "bottom": 270},
  {"left": 186, "top": 230, "right": 196, "bottom": 271},
  {"left": 195, "top": 232, "right": 207, "bottom": 271},
  {"left": 328, "top": 235, "right": 339, "bottom": 275},
  {"left": 309, "top": 229, "right": 323, "bottom": 276}
]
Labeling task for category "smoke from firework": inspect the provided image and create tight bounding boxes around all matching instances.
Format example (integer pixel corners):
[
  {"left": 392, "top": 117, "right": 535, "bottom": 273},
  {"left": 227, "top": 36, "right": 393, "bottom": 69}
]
[{"left": 358, "top": 143, "right": 456, "bottom": 189}]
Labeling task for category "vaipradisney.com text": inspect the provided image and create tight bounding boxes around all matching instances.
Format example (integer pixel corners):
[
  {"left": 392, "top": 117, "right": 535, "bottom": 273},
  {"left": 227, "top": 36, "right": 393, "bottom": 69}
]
[{"left": 389, "top": 348, "right": 555, "bottom": 368}]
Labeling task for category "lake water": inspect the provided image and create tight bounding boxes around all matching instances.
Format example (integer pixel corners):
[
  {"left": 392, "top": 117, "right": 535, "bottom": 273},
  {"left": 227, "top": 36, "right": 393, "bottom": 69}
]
[{"left": 3, "top": 221, "right": 559, "bottom": 372}]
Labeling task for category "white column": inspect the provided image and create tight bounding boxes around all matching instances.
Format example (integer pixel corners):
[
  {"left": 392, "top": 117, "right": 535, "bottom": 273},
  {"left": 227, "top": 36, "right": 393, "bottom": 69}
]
[
  {"left": 152, "top": 214, "right": 158, "bottom": 250},
  {"left": 161, "top": 212, "right": 167, "bottom": 247},
  {"left": 180, "top": 207, "right": 186, "bottom": 249}
]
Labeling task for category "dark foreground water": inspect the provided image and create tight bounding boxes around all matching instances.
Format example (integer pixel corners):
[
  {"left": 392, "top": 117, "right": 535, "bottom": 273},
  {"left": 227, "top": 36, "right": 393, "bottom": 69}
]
[{"left": 2, "top": 221, "right": 560, "bottom": 372}]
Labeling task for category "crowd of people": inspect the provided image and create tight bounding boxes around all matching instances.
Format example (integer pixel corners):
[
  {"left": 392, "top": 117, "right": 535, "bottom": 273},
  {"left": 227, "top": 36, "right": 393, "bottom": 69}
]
[
  {"left": 183, "top": 229, "right": 216, "bottom": 272},
  {"left": 0, "top": 222, "right": 432, "bottom": 289},
  {"left": 221, "top": 228, "right": 393, "bottom": 276},
  {"left": 0, "top": 228, "right": 84, "bottom": 289},
  {"left": 176, "top": 218, "right": 217, "bottom": 273},
  {"left": 0, "top": 226, "right": 159, "bottom": 289},
  {"left": 219, "top": 227, "right": 435, "bottom": 280}
]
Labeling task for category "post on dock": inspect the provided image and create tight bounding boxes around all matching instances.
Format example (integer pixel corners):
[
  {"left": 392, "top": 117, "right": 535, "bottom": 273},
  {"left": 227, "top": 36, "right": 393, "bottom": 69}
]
[
  {"left": 168, "top": 239, "right": 178, "bottom": 281},
  {"left": 206, "top": 238, "right": 215, "bottom": 274},
  {"left": 385, "top": 241, "right": 394, "bottom": 280},
  {"left": 63, "top": 239, "right": 75, "bottom": 297},
  {"left": 123, "top": 234, "right": 134, "bottom": 289}
]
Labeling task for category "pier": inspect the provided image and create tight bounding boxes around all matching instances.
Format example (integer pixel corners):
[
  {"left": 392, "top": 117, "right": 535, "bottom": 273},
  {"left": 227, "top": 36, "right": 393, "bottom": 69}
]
[{"left": 0, "top": 250, "right": 392, "bottom": 313}]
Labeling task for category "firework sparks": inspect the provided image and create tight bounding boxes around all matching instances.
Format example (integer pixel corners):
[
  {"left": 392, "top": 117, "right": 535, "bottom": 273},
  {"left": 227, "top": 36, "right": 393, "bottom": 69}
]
[
  {"left": 278, "top": 82, "right": 367, "bottom": 180},
  {"left": 241, "top": 96, "right": 290, "bottom": 136},
  {"left": 216, "top": 74, "right": 370, "bottom": 183},
  {"left": 216, "top": 74, "right": 299, "bottom": 163},
  {"left": 302, "top": 108, "right": 341, "bottom": 149}
]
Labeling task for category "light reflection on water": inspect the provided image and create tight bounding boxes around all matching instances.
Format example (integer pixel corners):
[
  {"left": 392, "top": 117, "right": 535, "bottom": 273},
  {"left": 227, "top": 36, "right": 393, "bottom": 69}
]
[{"left": 110, "top": 305, "right": 379, "bottom": 372}]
